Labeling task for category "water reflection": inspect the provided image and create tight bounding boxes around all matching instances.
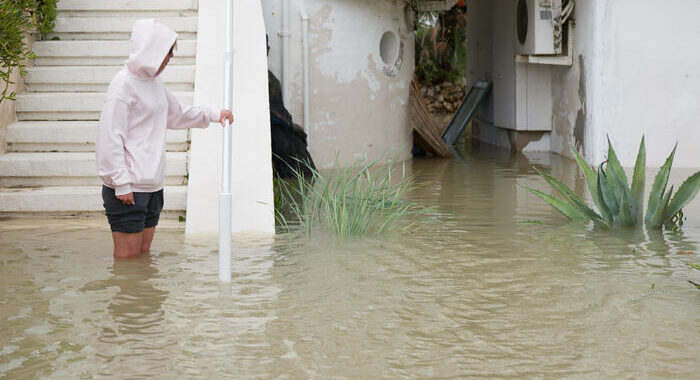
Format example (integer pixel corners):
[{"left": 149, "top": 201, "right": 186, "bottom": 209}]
[{"left": 81, "top": 254, "right": 169, "bottom": 378}]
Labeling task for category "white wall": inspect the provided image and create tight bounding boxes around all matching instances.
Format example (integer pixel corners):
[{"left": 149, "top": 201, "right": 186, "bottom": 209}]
[
  {"left": 186, "top": 0, "right": 275, "bottom": 236},
  {"left": 585, "top": 0, "right": 700, "bottom": 168},
  {"left": 262, "top": 0, "right": 414, "bottom": 168}
]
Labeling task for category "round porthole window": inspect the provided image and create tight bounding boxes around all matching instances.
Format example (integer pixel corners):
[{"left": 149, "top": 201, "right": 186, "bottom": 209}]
[{"left": 380, "top": 31, "right": 399, "bottom": 66}]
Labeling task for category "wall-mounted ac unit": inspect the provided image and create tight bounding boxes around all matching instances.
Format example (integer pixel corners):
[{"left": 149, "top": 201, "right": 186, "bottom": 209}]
[{"left": 515, "top": 0, "right": 563, "bottom": 55}]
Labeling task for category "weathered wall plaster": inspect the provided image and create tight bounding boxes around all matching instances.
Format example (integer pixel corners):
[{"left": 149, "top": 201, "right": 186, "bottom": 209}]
[
  {"left": 549, "top": 0, "right": 597, "bottom": 161},
  {"left": 262, "top": 0, "right": 414, "bottom": 168}
]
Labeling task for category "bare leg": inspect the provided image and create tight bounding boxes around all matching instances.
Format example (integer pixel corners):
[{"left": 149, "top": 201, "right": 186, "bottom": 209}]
[
  {"left": 112, "top": 231, "right": 143, "bottom": 259},
  {"left": 141, "top": 227, "right": 156, "bottom": 253}
]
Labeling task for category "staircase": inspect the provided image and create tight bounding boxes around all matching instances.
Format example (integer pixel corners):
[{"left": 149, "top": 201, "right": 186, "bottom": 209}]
[{"left": 0, "top": 0, "right": 199, "bottom": 215}]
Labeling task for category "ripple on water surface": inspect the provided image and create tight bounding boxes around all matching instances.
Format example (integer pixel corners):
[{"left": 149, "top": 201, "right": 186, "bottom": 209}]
[{"left": 1, "top": 147, "right": 699, "bottom": 378}]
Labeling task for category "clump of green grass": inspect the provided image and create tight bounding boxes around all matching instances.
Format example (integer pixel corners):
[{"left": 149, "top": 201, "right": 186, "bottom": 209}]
[
  {"left": 274, "top": 157, "right": 423, "bottom": 237},
  {"left": 527, "top": 136, "right": 700, "bottom": 230}
]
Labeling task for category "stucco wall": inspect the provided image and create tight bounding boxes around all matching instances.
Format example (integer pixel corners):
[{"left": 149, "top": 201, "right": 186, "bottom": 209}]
[
  {"left": 262, "top": 0, "right": 414, "bottom": 168},
  {"left": 468, "top": 0, "right": 700, "bottom": 169}
]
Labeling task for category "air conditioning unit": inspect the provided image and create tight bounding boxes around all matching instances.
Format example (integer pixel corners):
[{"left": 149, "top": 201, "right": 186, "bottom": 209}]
[{"left": 515, "top": 0, "right": 562, "bottom": 55}]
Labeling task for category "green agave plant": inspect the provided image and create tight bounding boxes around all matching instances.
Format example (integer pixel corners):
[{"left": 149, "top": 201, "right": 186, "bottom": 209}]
[{"left": 528, "top": 137, "right": 700, "bottom": 229}]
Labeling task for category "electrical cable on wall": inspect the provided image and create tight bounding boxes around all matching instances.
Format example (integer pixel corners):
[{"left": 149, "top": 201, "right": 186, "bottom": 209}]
[
  {"left": 561, "top": 0, "right": 575, "bottom": 24},
  {"left": 552, "top": 0, "right": 575, "bottom": 54}
]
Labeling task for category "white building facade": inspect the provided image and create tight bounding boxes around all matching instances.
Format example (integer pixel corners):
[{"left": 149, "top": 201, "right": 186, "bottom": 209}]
[
  {"left": 466, "top": 0, "right": 700, "bottom": 168},
  {"left": 262, "top": 0, "right": 416, "bottom": 168}
]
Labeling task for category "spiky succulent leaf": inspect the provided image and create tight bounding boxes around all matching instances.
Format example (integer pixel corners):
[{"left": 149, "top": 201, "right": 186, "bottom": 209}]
[
  {"left": 598, "top": 167, "right": 620, "bottom": 219},
  {"left": 631, "top": 136, "right": 646, "bottom": 224},
  {"left": 607, "top": 138, "right": 630, "bottom": 189},
  {"left": 570, "top": 144, "right": 601, "bottom": 211},
  {"left": 664, "top": 171, "right": 700, "bottom": 222},
  {"left": 646, "top": 144, "right": 677, "bottom": 225},
  {"left": 526, "top": 187, "right": 587, "bottom": 220},
  {"left": 605, "top": 169, "right": 625, "bottom": 208},
  {"left": 535, "top": 168, "right": 607, "bottom": 227},
  {"left": 618, "top": 187, "right": 636, "bottom": 227},
  {"left": 649, "top": 185, "right": 674, "bottom": 229},
  {"left": 596, "top": 165, "right": 613, "bottom": 224}
]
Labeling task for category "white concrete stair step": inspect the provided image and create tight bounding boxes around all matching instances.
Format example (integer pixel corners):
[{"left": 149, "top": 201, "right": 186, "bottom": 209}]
[
  {"left": 0, "top": 152, "right": 187, "bottom": 187},
  {"left": 48, "top": 16, "right": 198, "bottom": 40},
  {"left": 15, "top": 92, "right": 193, "bottom": 121},
  {"left": 24, "top": 66, "right": 194, "bottom": 92},
  {"left": 6, "top": 121, "right": 188, "bottom": 152},
  {"left": 0, "top": 185, "right": 187, "bottom": 213},
  {"left": 32, "top": 40, "right": 195, "bottom": 66},
  {"left": 57, "top": 0, "right": 198, "bottom": 12},
  {"left": 56, "top": 0, "right": 197, "bottom": 18}
]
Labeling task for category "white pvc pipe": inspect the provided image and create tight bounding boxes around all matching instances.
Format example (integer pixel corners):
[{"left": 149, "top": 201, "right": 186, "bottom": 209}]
[
  {"left": 219, "top": 0, "right": 234, "bottom": 283},
  {"left": 300, "top": 10, "right": 310, "bottom": 143},
  {"left": 280, "top": 0, "right": 290, "bottom": 103}
]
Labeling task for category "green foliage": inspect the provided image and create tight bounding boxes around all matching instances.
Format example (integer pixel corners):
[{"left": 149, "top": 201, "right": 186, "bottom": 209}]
[
  {"left": 0, "top": 0, "right": 58, "bottom": 104},
  {"left": 274, "top": 157, "right": 424, "bottom": 237},
  {"left": 526, "top": 187, "right": 585, "bottom": 220},
  {"left": 414, "top": 8, "right": 467, "bottom": 86},
  {"left": 527, "top": 137, "right": 700, "bottom": 230},
  {"left": 646, "top": 144, "right": 676, "bottom": 225},
  {"left": 631, "top": 137, "right": 646, "bottom": 222}
]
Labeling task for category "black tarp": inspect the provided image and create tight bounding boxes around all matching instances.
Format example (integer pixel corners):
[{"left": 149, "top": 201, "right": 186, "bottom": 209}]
[{"left": 268, "top": 71, "right": 315, "bottom": 178}]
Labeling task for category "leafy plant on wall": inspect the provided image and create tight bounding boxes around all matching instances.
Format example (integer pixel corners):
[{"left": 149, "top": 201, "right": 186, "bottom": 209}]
[
  {"left": 0, "top": 0, "right": 58, "bottom": 104},
  {"left": 415, "top": 5, "right": 467, "bottom": 86},
  {"left": 528, "top": 137, "right": 700, "bottom": 230}
]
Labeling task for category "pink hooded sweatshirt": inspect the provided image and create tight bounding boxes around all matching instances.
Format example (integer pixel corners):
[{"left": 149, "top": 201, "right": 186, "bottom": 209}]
[{"left": 96, "top": 19, "right": 219, "bottom": 196}]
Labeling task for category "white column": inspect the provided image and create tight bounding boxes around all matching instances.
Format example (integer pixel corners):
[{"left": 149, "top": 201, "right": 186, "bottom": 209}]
[{"left": 187, "top": 0, "right": 275, "bottom": 237}]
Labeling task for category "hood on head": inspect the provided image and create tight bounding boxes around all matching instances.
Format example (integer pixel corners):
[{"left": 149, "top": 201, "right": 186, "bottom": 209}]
[{"left": 125, "top": 19, "right": 177, "bottom": 78}]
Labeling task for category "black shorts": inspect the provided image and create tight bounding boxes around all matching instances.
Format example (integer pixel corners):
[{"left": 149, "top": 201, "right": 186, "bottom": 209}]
[{"left": 102, "top": 185, "right": 164, "bottom": 233}]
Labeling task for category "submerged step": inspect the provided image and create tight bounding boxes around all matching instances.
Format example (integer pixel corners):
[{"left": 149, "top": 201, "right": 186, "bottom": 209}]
[
  {"left": 32, "top": 40, "right": 195, "bottom": 66},
  {"left": 24, "top": 65, "right": 195, "bottom": 92},
  {"left": 48, "top": 16, "right": 198, "bottom": 40},
  {"left": 0, "top": 152, "right": 187, "bottom": 187},
  {"left": 15, "top": 92, "right": 193, "bottom": 121},
  {"left": 6, "top": 121, "right": 188, "bottom": 152},
  {"left": 0, "top": 185, "right": 187, "bottom": 213}
]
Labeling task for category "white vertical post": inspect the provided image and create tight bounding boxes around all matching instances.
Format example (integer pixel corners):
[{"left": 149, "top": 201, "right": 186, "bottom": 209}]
[
  {"left": 219, "top": 0, "right": 234, "bottom": 283},
  {"left": 300, "top": 10, "right": 310, "bottom": 144}
]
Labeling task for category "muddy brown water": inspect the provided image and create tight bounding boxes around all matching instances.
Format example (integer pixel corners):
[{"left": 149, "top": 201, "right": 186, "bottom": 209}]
[{"left": 1, "top": 145, "right": 699, "bottom": 379}]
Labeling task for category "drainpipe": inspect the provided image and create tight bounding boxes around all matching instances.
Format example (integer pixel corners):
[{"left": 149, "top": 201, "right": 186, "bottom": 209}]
[
  {"left": 280, "top": 0, "right": 290, "bottom": 103},
  {"left": 219, "top": 0, "right": 234, "bottom": 283},
  {"left": 300, "top": 9, "right": 310, "bottom": 145}
]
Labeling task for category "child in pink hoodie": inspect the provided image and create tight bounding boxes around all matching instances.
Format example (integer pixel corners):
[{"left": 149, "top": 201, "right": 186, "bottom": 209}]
[{"left": 96, "top": 19, "right": 232, "bottom": 259}]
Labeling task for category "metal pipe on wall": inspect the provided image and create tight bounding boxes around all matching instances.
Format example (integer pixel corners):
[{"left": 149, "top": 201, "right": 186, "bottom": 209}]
[
  {"left": 280, "top": 0, "right": 290, "bottom": 103},
  {"left": 219, "top": 0, "right": 234, "bottom": 283},
  {"left": 300, "top": 9, "right": 310, "bottom": 145}
]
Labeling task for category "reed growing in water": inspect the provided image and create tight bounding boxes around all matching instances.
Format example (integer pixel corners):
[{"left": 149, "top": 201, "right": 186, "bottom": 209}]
[{"left": 274, "top": 157, "right": 423, "bottom": 237}]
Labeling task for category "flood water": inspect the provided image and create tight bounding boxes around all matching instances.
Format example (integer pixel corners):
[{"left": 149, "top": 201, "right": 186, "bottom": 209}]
[{"left": 2, "top": 145, "right": 699, "bottom": 379}]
